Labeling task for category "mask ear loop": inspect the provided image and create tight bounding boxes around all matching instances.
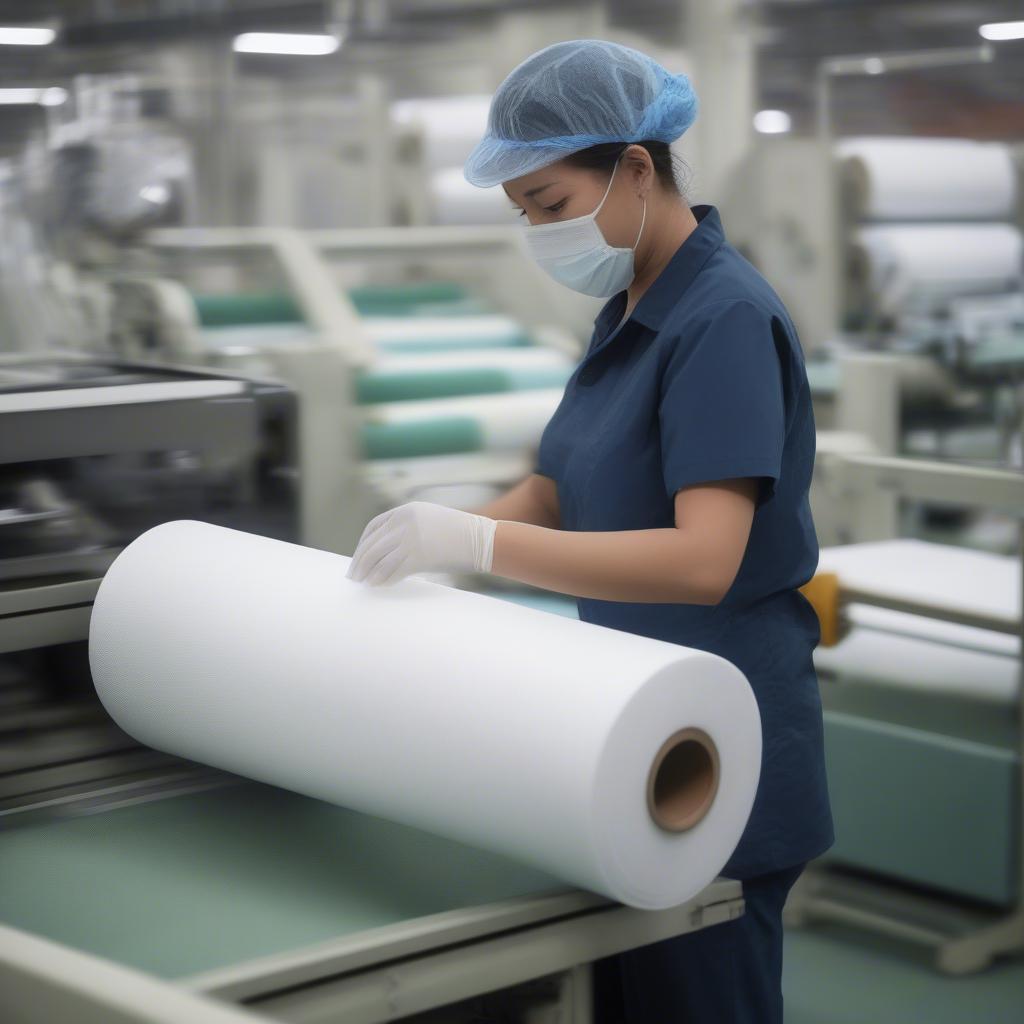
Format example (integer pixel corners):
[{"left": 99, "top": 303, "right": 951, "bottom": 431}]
[
  {"left": 598, "top": 151, "right": 648, "bottom": 250},
  {"left": 593, "top": 151, "right": 647, "bottom": 251},
  {"left": 592, "top": 156, "right": 622, "bottom": 216},
  {"left": 633, "top": 194, "right": 647, "bottom": 250}
]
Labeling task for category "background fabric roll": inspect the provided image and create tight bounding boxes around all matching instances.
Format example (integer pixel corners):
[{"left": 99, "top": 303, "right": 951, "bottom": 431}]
[
  {"left": 837, "top": 137, "right": 1018, "bottom": 222},
  {"left": 847, "top": 223, "right": 1023, "bottom": 311}
]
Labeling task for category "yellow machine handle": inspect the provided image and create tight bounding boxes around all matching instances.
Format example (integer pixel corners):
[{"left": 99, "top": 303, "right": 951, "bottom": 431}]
[{"left": 799, "top": 572, "right": 843, "bottom": 647}]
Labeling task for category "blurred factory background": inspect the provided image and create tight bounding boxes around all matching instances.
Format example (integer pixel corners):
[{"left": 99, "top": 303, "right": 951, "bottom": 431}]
[{"left": 0, "top": 2, "right": 1022, "bottom": 1022}]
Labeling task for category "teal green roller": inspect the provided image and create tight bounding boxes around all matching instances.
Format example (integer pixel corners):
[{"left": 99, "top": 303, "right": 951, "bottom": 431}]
[
  {"left": 192, "top": 285, "right": 484, "bottom": 328},
  {"left": 382, "top": 298, "right": 494, "bottom": 318},
  {"left": 0, "top": 783, "right": 564, "bottom": 979},
  {"left": 362, "top": 416, "right": 485, "bottom": 459},
  {"left": 821, "top": 682, "right": 1018, "bottom": 905},
  {"left": 360, "top": 390, "right": 562, "bottom": 460},
  {"left": 347, "top": 281, "right": 468, "bottom": 314},
  {"left": 193, "top": 292, "right": 304, "bottom": 326}
]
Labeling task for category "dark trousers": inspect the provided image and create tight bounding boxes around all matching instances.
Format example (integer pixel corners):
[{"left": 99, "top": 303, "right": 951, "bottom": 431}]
[{"left": 592, "top": 862, "right": 805, "bottom": 1024}]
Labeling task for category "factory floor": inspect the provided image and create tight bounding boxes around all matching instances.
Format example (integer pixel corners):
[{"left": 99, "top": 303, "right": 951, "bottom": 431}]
[{"left": 783, "top": 922, "right": 1024, "bottom": 1023}]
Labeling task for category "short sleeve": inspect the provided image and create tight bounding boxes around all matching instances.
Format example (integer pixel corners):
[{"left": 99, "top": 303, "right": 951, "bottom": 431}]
[{"left": 659, "top": 299, "right": 785, "bottom": 504}]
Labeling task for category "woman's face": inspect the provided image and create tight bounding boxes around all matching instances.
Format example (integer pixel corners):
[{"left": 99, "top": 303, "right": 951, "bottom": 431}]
[{"left": 502, "top": 156, "right": 645, "bottom": 249}]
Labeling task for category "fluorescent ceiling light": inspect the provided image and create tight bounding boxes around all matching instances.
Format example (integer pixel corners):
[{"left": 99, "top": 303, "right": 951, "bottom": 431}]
[
  {"left": 0, "top": 87, "right": 66, "bottom": 106},
  {"left": 233, "top": 32, "right": 340, "bottom": 56},
  {"left": 140, "top": 184, "right": 171, "bottom": 205},
  {"left": 0, "top": 26, "right": 56, "bottom": 46},
  {"left": 979, "top": 21, "right": 1024, "bottom": 41},
  {"left": 753, "top": 109, "right": 791, "bottom": 135}
]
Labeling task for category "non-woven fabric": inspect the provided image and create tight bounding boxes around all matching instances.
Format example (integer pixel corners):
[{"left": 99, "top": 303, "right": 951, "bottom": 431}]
[{"left": 88, "top": 520, "right": 762, "bottom": 910}]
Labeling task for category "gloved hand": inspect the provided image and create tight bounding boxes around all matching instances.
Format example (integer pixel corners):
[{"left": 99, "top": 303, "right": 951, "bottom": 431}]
[{"left": 345, "top": 501, "right": 497, "bottom": 586}]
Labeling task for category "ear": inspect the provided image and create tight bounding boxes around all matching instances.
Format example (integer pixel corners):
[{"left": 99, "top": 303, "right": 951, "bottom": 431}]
[{"left": 622, "top": 144, "right": 654, "bottom": 197}]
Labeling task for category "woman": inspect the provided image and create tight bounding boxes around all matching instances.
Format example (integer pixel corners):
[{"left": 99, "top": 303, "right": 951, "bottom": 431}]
[{"left": 346, "top": 38, "right": 833, "bottom": 1024}]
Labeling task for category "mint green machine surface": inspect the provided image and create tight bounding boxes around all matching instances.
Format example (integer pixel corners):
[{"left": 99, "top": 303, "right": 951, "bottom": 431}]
[
  {"left": 0, "top": 783, "right": 567, "bottom": 980},
  {"left": 347, "top": 282, "right": 469, "bottom": 314},
  {"left": 355, "top": 365, "right": 572, "bottom": 404},
  {"left": 361, "top": 417, "right": 485, "bottom": 459},
  {"left": 348, "top": 283, "right": 494, "bottom": 319},
  {"left": 191, "top": 285, "right": 491, "bottom": 328},
  {"left": 193, "top": 292, "right": 304, "bottom": 326},
  {"left": 822, "top": 683, "right": 1019, "bottom": 906}
]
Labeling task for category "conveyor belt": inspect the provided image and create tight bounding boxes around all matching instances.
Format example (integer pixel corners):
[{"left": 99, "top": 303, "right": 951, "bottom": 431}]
[{"left": 0, "top": 782, "right": 568, "bottom": 980}]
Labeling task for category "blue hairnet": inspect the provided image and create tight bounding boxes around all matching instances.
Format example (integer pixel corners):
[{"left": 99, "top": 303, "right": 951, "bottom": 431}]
[{"left": 463, "top": 39, "right": 698, "bottom": 188}]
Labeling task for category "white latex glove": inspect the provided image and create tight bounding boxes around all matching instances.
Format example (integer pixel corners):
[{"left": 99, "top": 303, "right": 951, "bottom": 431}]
[{"left": 345, "top": 501, "right": 497, "bottom": 586}]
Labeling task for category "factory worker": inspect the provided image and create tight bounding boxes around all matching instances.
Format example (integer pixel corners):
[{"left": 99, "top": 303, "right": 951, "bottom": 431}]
[{"left": 347, "top": 38, "right": 833, "bottom": 1024}]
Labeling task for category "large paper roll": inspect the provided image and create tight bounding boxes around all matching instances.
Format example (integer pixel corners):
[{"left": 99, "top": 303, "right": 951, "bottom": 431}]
[
  {"left": 838, "top": 137, "right": 1018, "bottom": 221},
  {"left": 88, "top": 520, "right": 762, "bottom": 910},
  {"left": 848, "top": 223, "right": 1023, "bottom": 308}
]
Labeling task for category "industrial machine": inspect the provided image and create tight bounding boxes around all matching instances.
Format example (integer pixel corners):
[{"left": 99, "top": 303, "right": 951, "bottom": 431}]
[
  {"left": 1, "top": 814, "right": 740, "bottom": 1024},
  {"left": 0, "top": 350, "right": 297, "bottom": 821},
  {"left": 0, "top": 350, "right": 297, "bottom": 625},
  {"left": 724, "top": 134, "right": 1024, "bottom": 514},
  {"left": 794, "top": 450, "right": 1024, "bottom": 974},
  {"left": 98, "top": 224, "right": 592, "bottom": 567},
  {"left": 0, "top": 348, "right": 743, "bottom": 1024}
]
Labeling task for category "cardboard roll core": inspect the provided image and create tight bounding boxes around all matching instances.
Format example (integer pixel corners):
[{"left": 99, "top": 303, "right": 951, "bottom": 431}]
[{"left": 647, "top": 727, "right": 720, "bottom": 832}]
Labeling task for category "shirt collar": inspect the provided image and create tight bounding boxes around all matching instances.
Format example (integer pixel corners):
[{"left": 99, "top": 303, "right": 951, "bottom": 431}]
[{"left": 594, "top": 203, "right": 726, "bottom": 336}]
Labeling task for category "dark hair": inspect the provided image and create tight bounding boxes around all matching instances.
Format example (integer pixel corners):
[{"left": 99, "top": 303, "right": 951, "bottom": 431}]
[{"left": 562, "top": 140, "right": 687, "bottom": 198}]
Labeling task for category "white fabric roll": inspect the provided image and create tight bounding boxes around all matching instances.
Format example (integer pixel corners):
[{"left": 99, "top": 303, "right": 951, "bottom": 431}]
[
  {"left": 838, "top": 137, "right": 1018, "bottom": 221},
  {"left": 366, "top": 389, "right": 564, "bottom": 450},
  {"left": 817, "top": 539, "right": 1021, "bottom": 632},
  {"left": 374, "top": 347, "right": 572, "bottom": 372},
  {"left": 850, "top": 223, "right": 1022, "bottom": 302},
  {"left": 813, "top": 603, "right": 1019, "bottom": 704},
  {"left": 364, "top": 315, "right": 526, "bottom": 345},
  {"left": 88, "top": 520, "right": 762, "bottom": 910},
  {"left": 813, "top": 540, "right": 1021, "bottom": 703}
]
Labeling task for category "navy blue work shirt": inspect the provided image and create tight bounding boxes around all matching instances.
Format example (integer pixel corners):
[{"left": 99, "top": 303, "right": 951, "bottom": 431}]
[{"left": 534, "top": 204, "right": 834, "bottom": 878}]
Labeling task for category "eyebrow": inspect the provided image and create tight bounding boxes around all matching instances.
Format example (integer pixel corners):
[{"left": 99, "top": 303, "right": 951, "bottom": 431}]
[{"left": 503, "top": 181, "right": 561, "bottom": 204}]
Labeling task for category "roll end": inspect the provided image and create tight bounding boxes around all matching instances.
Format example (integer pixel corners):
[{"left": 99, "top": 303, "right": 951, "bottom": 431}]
[{"left": 646, "top": 727, "right": 720, "bottom": 832}]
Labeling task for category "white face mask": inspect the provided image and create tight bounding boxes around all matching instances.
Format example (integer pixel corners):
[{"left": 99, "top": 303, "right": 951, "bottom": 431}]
[{"left": 521, "top": 156, "right": 646, "bottom": 298}]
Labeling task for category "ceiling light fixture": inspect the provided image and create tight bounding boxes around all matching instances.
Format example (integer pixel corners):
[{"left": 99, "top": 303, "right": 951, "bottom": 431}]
[{"left": 232, "top": 32, "right": 340, "bottom": 56}]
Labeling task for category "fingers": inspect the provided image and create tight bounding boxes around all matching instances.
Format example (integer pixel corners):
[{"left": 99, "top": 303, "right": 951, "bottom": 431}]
[
  {"left": 364, "top": 546, "right": 412, "bottom": 587},
  {"left": 347, "top": 529, "right": 401, "bottom": 582},
  {"left": 346, "top": 510, "right": 397, "bottom": 581}
]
